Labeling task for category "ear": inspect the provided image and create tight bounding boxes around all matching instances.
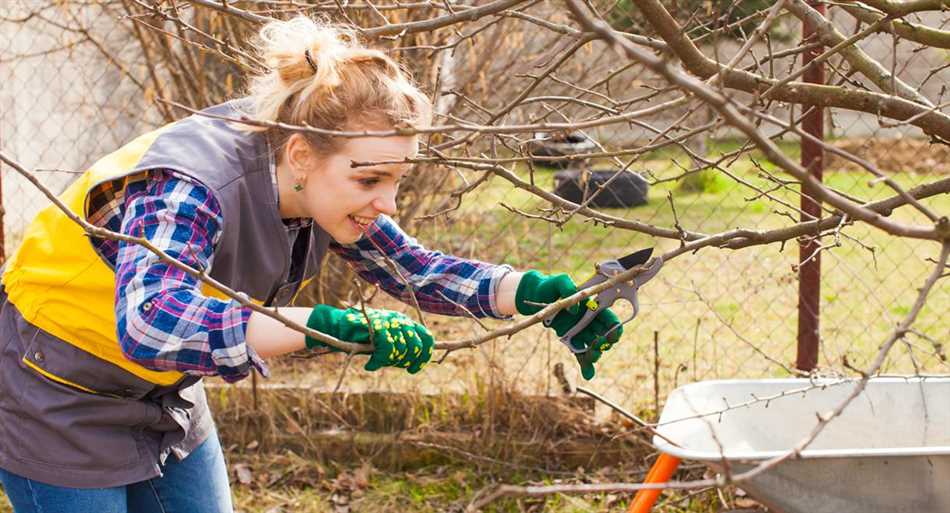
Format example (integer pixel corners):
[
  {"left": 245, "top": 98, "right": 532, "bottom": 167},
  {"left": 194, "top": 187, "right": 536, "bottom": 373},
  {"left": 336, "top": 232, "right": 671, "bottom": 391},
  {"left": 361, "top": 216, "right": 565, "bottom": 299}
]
[{"left": 285, "top": 133, "right": 316, "bottom": 176}]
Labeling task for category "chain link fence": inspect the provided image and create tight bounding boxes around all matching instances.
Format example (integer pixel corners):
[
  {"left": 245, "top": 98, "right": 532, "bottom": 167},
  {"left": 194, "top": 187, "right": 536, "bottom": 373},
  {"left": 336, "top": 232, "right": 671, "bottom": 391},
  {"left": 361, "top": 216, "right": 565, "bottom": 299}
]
[{"left": 1, "top": 0, "right": 947, "bottom": 418}]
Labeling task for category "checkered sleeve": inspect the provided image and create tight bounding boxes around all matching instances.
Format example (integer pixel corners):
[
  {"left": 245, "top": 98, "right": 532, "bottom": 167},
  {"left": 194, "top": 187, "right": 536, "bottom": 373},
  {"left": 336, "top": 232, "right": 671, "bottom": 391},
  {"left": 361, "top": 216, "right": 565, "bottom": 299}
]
[
  {"left": 114, "top": 170, "right": 267, "bottom": 383},
  {"left": 330, "top": 215, "right": 513, "bottom": 319}
]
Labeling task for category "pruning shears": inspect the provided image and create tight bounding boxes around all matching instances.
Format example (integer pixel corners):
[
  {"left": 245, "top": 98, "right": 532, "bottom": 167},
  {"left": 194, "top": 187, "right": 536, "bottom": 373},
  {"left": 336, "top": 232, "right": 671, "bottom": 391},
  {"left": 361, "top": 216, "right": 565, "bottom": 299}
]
[{"left": 543, "top": 247, "right": 664, "bottom": 354}]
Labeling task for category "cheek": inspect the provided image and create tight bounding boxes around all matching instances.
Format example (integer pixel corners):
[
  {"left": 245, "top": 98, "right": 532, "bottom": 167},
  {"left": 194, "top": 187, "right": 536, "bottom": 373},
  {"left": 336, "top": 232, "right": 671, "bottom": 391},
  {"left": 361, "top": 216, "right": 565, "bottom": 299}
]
[
  {"left": 336, "top": 181, "right": 374, "bottom": 206},
  {"left": 303, "top": 181, "right": 366, "bottom": 219},
  {"left": 294, "top": 185, "right": 326, "bottom": 221}
]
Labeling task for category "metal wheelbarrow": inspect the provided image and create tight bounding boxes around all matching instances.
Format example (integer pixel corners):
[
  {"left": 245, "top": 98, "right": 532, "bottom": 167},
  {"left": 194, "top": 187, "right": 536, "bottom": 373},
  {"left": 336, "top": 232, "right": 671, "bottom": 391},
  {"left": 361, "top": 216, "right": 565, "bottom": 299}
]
[{"left": 631, "top": 377, "right": 950, "bottom": 513}]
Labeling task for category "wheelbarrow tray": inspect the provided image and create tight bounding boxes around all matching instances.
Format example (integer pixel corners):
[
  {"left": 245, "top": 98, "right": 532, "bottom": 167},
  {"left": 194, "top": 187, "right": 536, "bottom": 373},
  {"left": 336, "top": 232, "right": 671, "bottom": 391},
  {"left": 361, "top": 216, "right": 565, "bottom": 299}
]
[{"left": 653, "top": 378, "right": 950, "bottom": 513}]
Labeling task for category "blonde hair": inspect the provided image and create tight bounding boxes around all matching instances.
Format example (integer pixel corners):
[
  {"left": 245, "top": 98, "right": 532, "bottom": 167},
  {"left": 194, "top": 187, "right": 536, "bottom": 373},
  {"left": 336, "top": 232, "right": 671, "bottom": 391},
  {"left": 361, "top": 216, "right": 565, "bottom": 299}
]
[{"left": 243, "top": 16, "right": 431, "bottom": 155}]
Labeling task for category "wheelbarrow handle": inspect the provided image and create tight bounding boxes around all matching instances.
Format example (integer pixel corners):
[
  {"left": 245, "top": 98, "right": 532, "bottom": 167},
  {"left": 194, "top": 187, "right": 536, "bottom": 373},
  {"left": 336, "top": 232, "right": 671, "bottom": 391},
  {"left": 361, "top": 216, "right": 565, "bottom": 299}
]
[{"left": 628, "top": 453, "right": 681, "bottom": 513}]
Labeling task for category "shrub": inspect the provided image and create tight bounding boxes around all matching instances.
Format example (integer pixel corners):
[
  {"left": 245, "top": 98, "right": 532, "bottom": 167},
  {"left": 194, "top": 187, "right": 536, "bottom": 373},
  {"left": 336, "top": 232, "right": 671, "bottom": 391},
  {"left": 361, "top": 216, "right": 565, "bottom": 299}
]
[{"left": 676, "top": 169, "right": 727, "bottom": 194}]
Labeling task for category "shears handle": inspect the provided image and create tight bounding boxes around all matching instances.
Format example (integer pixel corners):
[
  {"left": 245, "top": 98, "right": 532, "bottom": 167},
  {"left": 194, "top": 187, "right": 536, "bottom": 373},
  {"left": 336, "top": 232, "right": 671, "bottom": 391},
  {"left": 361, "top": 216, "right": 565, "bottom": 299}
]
[
  {"left": 543, "top": 256, "right": 663, "bottom": 353},
  {"left": 542, "top": 270, "right": 605, "bottom": 352}
]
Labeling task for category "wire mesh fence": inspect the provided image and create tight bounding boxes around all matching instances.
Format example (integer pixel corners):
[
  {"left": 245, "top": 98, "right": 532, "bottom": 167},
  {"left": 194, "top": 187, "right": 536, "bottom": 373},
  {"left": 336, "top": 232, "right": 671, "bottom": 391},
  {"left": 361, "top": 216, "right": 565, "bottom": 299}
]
[{"left": 1, "top": 0, "right": 947, "bottom": 420}]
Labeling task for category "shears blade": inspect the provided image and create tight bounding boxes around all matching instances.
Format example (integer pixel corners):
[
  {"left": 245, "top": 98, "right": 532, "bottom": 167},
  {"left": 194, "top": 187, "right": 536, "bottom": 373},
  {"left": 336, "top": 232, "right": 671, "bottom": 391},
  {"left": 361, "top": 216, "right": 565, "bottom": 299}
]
[{"left": 616, "top": 247, "right": 653, "bottom": 270}]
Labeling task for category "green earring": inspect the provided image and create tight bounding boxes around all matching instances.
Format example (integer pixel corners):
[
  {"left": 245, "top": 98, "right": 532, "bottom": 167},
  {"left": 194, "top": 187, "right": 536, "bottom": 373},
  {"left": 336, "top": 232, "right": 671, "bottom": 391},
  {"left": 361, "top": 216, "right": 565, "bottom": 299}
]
[{"left": 293, "top": 182, "right": 304, "bottom": 192}]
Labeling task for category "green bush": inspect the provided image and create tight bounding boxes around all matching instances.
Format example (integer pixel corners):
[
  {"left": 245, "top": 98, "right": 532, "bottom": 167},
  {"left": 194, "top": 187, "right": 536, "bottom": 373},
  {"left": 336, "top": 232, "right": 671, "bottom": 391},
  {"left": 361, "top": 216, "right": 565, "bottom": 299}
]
[{"left": 676, "top": 169, "right": 727, "bottom": 194}]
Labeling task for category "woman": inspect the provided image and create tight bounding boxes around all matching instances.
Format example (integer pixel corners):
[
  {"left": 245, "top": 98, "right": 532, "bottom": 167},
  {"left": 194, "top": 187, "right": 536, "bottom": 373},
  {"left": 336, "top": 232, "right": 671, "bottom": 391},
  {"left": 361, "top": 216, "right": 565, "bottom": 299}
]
[{"left": 0, "top": 16, "right": 623, "bottom": 513}]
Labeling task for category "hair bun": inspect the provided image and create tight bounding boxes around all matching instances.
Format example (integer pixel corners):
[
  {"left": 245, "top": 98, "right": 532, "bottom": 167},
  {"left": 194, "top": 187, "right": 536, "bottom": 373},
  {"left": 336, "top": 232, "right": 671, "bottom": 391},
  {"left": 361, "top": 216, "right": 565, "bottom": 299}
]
[{"left": 242, "top": 15, "right": 432, "bottom": 155}]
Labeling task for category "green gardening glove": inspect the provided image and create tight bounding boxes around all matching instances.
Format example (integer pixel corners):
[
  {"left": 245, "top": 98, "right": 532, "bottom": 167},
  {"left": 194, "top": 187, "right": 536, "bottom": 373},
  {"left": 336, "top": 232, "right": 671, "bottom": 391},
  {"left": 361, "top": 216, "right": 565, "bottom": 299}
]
[
  {"left": 305, "top": 305, "right": 434, "bottom": 374},
  {"left": 515, "top": 271, "right": 622, "bottom": 380}
]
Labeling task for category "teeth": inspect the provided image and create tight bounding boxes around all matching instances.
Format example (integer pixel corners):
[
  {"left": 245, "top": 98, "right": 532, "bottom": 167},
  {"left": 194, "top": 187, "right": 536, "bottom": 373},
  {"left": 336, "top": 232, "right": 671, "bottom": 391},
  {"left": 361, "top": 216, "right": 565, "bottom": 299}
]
[{"left": 351, "top": 215, "right": 373, "bottom": 228}]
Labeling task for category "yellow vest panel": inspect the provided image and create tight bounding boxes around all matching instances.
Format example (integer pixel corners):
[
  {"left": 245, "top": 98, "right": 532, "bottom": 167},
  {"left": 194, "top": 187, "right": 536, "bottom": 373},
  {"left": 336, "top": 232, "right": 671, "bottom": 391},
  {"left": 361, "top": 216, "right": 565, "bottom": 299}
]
[{"left": 3, "top": 126, "right": 188, "bottom": 386}]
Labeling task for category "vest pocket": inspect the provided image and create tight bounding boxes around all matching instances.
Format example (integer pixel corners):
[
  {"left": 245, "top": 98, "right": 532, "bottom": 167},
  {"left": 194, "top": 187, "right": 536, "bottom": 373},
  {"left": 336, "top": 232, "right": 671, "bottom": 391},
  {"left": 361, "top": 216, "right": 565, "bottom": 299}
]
[
  {"left": 18, "top": 349, "right": 160, "bottom": 428},
  {"left": 21, "top": 353, "right": 114, "bottom": 398},
  {"left": 17, "top": 312, "right": 158, "bottom": 401}
]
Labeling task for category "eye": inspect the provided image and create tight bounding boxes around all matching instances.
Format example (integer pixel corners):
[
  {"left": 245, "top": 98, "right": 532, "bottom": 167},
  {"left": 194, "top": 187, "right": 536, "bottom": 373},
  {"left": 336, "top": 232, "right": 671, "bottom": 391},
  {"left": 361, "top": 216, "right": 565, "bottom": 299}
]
[{"left": 357, "top": 177, "right": 380, "bottom": 187}]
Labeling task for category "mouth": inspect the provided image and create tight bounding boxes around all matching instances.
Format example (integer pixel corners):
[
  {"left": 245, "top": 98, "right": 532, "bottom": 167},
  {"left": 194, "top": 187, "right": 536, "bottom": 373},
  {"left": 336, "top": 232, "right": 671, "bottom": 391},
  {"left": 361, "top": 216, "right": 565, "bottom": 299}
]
[{"left": 348, "top": 214, "right": 375, "bottom": 232}]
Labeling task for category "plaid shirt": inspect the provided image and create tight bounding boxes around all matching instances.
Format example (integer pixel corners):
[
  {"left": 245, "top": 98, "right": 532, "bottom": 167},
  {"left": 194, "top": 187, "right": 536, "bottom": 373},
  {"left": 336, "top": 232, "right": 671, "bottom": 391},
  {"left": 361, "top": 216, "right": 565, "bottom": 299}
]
[
  {"left": 89, "top": 170, "right": 512, "bottom": 383},
  {"left": 331, "top": 217, "right": 513, "bottom": 318}
]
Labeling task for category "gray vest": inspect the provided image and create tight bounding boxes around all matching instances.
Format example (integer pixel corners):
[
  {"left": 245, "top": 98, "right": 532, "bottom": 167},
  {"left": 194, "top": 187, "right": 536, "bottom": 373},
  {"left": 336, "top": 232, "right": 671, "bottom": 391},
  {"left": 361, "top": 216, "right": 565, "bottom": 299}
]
[{"left": 0, "top": 100, "right": 329, "bottom": 488}]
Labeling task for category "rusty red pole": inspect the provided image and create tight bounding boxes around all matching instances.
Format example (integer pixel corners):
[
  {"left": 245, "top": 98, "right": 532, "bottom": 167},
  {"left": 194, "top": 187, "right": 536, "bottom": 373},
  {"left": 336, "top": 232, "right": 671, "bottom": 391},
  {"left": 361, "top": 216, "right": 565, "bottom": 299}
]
[{"left": 797, "top": 1, "right": 825, "bottom": 372}]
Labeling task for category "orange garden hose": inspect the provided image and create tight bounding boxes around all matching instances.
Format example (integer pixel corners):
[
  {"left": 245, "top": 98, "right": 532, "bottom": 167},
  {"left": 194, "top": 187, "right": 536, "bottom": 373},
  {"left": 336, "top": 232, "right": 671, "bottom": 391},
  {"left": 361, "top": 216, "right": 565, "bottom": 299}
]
[{"left": 627, "top": 453, "right": 681, "bottom": 513}]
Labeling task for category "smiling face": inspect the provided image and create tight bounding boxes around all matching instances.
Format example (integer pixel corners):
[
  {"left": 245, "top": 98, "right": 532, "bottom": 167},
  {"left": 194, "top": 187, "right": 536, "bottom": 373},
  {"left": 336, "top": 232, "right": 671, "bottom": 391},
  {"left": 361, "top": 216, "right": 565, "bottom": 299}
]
[{"left": 279, "top": 131, "right": 418, "bottom": 244}]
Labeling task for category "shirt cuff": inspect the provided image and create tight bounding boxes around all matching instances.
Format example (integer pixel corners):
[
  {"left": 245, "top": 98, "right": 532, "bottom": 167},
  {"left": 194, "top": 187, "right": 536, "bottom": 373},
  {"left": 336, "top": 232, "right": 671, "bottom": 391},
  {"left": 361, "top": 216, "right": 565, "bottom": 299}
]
[
  {"left": 218, "top": 305, "right": 270, "bottom": 382},
  {"left": 241, "top": 305, "right": 270, "bottom": 379},
  {"left": 246, "top": 341, "right": 270, "bottom": 379}
]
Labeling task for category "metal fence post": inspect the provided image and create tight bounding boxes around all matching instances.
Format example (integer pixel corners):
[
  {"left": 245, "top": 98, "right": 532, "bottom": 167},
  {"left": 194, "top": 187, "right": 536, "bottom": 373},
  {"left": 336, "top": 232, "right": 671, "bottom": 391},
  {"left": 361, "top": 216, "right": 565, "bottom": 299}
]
[{"left": 797, "top": 1, "right": 825, "bottom": 372}]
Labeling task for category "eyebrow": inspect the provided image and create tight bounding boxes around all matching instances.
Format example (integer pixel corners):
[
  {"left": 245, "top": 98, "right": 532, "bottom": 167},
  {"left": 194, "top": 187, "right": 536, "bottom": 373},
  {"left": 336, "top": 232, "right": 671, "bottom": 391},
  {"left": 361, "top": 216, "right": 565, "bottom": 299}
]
[{"left": 356, "top": 169, "right": 396, "bottom": 178}]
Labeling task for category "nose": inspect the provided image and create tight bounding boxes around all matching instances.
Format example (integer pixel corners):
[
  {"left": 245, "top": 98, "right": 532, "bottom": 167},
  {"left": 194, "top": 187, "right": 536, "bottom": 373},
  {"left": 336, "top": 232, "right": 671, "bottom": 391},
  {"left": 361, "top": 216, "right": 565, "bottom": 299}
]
[{"left": 372, "top": 185, "right": 398, "bottom": 216}]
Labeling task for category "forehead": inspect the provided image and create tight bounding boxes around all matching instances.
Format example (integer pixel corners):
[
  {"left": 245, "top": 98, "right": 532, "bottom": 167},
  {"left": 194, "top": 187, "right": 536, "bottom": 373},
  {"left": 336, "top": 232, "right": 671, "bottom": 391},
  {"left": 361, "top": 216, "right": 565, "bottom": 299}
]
[{"left": 341, "top": 135, "right": 418, "bottom": 167}]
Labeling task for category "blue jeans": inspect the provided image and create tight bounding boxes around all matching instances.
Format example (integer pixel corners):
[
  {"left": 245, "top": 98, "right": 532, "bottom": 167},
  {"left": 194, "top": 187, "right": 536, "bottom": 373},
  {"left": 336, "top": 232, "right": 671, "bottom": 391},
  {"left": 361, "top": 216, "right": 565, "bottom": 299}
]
[{"left": 0, "top": 431, "right": 233, "bottom": 513}]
